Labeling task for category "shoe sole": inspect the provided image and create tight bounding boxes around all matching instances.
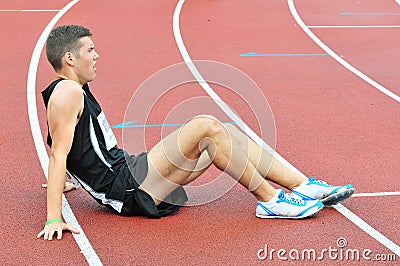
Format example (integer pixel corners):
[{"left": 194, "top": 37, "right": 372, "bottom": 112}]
[
  {"left": 322, "top": 188, "right": 355, "bottom": 207},
  {"left": 256, "top": 213, "right": 317, "bottom": 219},
  {"left": 255, "top": 205, "right": 323, "bottom": 219}
]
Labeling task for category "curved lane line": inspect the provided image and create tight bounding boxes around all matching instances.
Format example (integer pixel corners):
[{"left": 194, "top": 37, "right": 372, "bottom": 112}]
[
  {"left": 173, "top": 0, "right": 307, "bottom": 179},
  {"left": 288, "top": 0, "right": 400, "bottom": 103},
  {"left": 289, "top": 0, "right": 400, "bottom": 256},
  {"left": 173, "top": 0, "right": 400, "bottom": 258},
  {"left": 26, "top": 0, "right": 102, "bottom": 265}
]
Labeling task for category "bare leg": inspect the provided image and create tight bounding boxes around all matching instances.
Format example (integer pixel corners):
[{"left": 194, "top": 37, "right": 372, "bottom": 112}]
[
  {"left": 141, "top": 116, "right": 277, "bottom": 204},
  {"left": 223, "top": 124, "right": 307, "bottom": 190},
  {"left": 175, "top": 124, "right": 307, "bottom": 190},
  {"left": 177, "top": 124, "right": 306, "bottom": 190},
  {"left": 181, "top": 151, "right": 212, "bottom": 185}
]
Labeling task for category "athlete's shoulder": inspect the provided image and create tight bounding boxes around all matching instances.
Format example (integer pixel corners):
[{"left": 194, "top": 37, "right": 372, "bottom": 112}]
[
  {"left": 55, "top": 79, "right": 83, "bottom": 93},
  {"left": 48, "top": 80, "right": 84, "bottom": 118},
  {"left": 51, "top": 80, "right": 83, "bottom": 104}
]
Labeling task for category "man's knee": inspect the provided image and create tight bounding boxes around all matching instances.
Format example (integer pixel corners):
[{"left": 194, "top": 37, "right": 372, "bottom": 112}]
[
  {"left": 189, "top": 115, "right": 226, "bottom": 136},
  {"left": 192, "top": 114, "right": 218, "bottom": 121}
]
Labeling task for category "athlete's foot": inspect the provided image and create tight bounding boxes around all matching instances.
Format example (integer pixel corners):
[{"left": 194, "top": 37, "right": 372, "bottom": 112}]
[
  {"left": 256, "top": 189, "right": 323, "bottom": 219},
  {"left": 291, "top": 177, "right": 354, "bottom": 206}
]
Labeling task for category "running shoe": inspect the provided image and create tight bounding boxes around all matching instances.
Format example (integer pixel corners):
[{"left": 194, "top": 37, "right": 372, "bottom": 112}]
[
  {"left": 292, "top": 177, "right": 354, "bottom": 206},
  {"left": 256, "top": 189, "right": 323, "bottom": 219}
]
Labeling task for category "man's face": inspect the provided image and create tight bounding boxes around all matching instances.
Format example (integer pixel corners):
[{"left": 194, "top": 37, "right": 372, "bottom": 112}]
[{"left": 74, "top": 36, "right": 99, "bottom": 84}]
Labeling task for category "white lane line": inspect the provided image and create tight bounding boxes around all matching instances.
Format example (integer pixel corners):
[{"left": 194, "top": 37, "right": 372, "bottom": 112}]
[
  {"left": 334, "top": 204, "right": 400, "bottom": 257},
  {"left": 0, "top": 10, "right": 60, "bottom": 12},
  {"left": 288, "top": 0, "right": 400, "bottom": 103},
  {"left": 341, "top": 12, "right": 400, "bottom": 16},
  {"left": 26, "top": 0, "right": 102, "bottom": 265},
  {"left": 289, "top": 0, "right": 400, "bottom": 256},
  {"left": 308, "top": 25, "right": 400, "bottom": 28},
  {"left": 353, "top": 191, "right": 400, "bottom": 198},
  {"left": 173, "top": 0, "right": 305, "bottom": 179},
  {"left": 173, "top": 0, "right": 400, "bottom": 258}
]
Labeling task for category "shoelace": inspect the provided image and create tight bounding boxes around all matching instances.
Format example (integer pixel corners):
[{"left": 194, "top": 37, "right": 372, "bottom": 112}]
[
  {"left": 309, "top": 177, "right": 332, "bottom": 188},
  {"left": 280, "top": 193, "right": 305, "bottom": 206}
]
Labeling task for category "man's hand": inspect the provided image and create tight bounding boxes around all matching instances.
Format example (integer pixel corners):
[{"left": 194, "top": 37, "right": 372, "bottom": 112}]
[
  {"left": 42, "top": 181, "right": 76, "bottom": 192},
  {"left": 37, "top": 221, "right": 80, "bottom": 240}
]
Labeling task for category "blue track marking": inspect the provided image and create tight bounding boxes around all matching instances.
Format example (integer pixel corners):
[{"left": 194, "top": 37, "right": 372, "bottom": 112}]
[
  {"left": 112, "top": 121, "right": 236, "bottom": 129},
  {"left": 240, "top": 52, "right": 329, "bottom": 57}
]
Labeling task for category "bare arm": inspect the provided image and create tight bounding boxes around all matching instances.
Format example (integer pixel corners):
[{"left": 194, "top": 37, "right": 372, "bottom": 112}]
[{"left": 37, "top": 80, "right": 83, "bottom": 240}]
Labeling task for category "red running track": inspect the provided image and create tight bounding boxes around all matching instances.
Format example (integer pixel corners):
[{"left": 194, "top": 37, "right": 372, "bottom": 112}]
[{"left": 0, "top": 0, "right": 399, "bottom": 265}]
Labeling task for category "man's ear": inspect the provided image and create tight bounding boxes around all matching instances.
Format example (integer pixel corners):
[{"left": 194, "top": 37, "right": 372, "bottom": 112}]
[{"left": 64, "top": 52, "right": 76, "bottom": 66}]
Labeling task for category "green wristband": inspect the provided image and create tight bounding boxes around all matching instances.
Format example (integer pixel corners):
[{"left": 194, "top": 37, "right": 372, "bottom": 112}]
[{"left": 45, "top": 218, "right": 63, "bottom": 225}]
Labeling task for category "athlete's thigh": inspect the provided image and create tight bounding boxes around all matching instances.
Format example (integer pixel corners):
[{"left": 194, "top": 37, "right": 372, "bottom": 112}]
[
  {"left": 142, "top": 116, "right": 222, "bottom": 201},
  {"left": 141, "top": 125, "right": 202, "bottom": 202}
]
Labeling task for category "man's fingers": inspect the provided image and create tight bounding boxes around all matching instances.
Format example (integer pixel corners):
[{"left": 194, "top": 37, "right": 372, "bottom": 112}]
[
  {"left": 65, "top": 224, "right": 80, "bottom": 234},
  {"left": 56, "top": 228, "right": 63, "bottom": 240},
  {"left": 37, "top": 222, "right": 80, "bottom": 240},
  {"left": 64, "top": 181, "right": 76, "bottom": 192},
  {"left": 43, "top": 230, "right": 49, "bottom": 240},
  {"left": 37, "top": 229, "right": 45, "bottom": 239},
  {"left": 47, "top": 229, "right": 55, "bottom": 241},
  {"left": 41, "top": 181, "right": 76, "bottom": 192}
]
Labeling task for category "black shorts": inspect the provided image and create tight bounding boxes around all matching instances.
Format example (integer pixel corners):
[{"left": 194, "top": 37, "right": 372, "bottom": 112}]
[{"left": 119, "top": 152, "right": 188, "bottom": 218}]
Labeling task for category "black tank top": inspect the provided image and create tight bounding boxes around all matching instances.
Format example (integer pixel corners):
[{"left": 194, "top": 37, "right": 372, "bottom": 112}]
[{"left": 42, "top": 79, "right": 129, "bottom": 212}]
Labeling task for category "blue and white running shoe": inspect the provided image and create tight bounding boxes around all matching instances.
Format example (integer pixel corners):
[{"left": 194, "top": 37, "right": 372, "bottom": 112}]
[
  {"left": 292, "top": 177, "right": 354, "bottom": 206},
  {"left": 256, "top": 189, "right": 323, "bottom": 219}
]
